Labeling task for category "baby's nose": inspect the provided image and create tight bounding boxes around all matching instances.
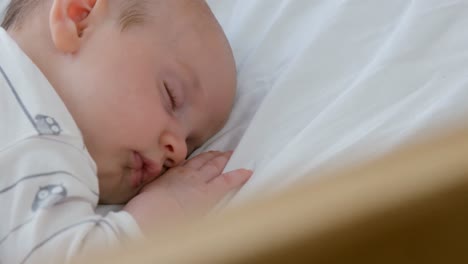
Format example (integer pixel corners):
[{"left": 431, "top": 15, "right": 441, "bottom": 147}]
[{"left": 162, "top": 133, "right": 188, "bottom": 168}]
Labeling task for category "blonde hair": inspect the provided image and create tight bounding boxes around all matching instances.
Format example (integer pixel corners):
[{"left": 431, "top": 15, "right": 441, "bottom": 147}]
[{"left": 1, "top": 0, "right": 147, "bottom": 30}]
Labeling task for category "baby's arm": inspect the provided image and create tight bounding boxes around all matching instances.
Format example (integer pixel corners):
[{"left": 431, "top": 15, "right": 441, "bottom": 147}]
[
  {"left": 0, "top": 136, "right": 250, "bottom": 263},
  {"left": 125, "top": 151, "right": 252, "bottom": 231},
  {"left": 0, "top": 137, "right": 139, "bottom": 263}
]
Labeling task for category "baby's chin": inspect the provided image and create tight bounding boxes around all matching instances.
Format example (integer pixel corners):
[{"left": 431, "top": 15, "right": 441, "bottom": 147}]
[
  {"left": 97, "top": 171, "right": 140, "bottom": 204},
  {"left": 98, "top": 188, "right": 139, "bottom": 205}
]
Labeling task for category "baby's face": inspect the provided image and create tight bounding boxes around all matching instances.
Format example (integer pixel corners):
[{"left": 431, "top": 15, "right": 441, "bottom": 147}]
[{"left": 55, "top": 2, "right": 236, "bottom": 203}]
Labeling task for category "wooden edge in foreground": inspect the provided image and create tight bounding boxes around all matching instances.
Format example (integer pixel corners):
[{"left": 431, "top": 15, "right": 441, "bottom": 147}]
[{"left": 83, "top": 126, "right": 468, "bottom": 264}]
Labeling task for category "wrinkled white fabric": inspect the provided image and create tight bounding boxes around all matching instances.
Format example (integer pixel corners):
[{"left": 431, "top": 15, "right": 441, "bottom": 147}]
[
  {"left": 0, "top": 0, "right": 7, "bottom": 22},
  {"left": 203, "top": 0, "right": 468, "bottom": 205}
]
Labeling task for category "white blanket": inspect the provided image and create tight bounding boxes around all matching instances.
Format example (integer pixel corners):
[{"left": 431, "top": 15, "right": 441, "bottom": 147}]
[{"left": 204, "top": 0, "right": 468, "bottom": 206}]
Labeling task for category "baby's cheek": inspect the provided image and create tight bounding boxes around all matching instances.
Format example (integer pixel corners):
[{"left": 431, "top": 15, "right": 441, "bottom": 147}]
[
  {"left": 132, "top": 120, "right": 164, "bottom": 146},
  {"left": 114, "top": 96, "right": 169, "bottom": 146}
]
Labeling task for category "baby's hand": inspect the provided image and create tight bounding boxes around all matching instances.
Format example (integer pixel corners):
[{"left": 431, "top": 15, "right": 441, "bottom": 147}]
[{"left": 124, "top": 151, "right": 252, "bottom": 232}]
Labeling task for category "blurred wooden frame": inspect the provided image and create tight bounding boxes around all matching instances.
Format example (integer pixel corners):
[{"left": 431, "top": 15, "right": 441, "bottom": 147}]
[{"left": 85, "top": 125, "right": 468, "bottom": 264}]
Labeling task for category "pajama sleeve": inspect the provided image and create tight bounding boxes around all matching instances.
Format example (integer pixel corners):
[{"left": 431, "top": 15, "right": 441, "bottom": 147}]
[
  {"left": 0, "top": 136, "right": 142, "bottom": 264},
  {"left": 0, "top": 27, "right": 142, "bottom": 264}
]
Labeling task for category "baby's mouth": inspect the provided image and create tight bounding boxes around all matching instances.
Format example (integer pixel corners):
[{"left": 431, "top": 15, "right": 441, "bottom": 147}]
[{"left": 130, "top": 152, "right": 161, "bottom": 188}]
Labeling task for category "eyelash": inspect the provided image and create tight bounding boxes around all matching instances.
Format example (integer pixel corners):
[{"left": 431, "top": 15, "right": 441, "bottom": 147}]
[{"left": 164, "top": 82, "right": 177, "bottom": 110}]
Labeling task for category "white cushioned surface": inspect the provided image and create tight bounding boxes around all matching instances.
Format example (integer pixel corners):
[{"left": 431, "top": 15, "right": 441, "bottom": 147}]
[
  {"left": 0, "top": 1, "right": 8, "bottom": 22},
  {"left": 203, "top": 0, "right": 468, "bottom": 206}
]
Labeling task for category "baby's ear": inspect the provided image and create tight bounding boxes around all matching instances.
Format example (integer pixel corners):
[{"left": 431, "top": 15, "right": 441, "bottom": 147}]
[{"left": 49, "top": 0, "right": 106, "bottom": 53}]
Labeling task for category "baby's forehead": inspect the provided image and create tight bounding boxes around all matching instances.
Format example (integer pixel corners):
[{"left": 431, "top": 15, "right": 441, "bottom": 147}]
[
  {"left": 142, "top": 0, "right": 218, "bottom": 34},
  {"left": 139, "top": 0, "right": 236, "bottom": 139},
  {"left": 143, "top": 0, "right": 209, "bottom": 20},
  {"left": 185, "top": 75, "right": 235, "bottom": 149}
]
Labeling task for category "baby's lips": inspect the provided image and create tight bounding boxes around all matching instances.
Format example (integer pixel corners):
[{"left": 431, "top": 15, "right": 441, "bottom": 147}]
[
  {"left": 140, "top": 156, "right": 162, "bottom": 184},
  {"left": 131, "top": 151, "right": 144, "bottom": 169}
]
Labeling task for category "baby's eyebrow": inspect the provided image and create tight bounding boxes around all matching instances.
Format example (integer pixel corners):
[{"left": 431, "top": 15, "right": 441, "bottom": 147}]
[
  {"left": 175, "top": 59, "right": 201, "bottom": 95},
  {"left": 188, "top": 72, "right": 201, "bottom": 93}
]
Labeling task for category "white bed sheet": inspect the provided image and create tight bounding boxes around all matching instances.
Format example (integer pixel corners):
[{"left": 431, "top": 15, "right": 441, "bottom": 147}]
[
  {"left": 203, "top": 0, "right": 468, "bottom": 206},
  {"left": 0, "top": 1, "right": 7, "bottom": 22}
]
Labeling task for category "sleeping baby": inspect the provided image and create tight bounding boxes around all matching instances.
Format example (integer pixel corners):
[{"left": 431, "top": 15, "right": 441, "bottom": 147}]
[{"left": 0, "top": 0, "right": 252, "bottom": 263}]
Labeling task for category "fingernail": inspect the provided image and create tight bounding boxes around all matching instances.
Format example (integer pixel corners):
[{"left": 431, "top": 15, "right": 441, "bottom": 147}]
[
  {"left": 241, "top": 170, "right": 253, "bottom": 182},
  {"left": 241, "top": 169, "right": 253, "bottom": 175}
]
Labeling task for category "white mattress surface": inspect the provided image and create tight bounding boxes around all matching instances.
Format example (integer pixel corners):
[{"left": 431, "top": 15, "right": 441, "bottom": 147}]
[
  {"left": 0, "top": 1, "right": 8, "bottom": 22},
  {"left": 204, "top": 0, "right": 468, "bottom": 206}
]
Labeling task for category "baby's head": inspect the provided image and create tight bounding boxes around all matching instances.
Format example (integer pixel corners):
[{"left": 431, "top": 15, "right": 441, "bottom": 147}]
[{"left": 3, "top": 0, "right": 237, "bottom": 203}]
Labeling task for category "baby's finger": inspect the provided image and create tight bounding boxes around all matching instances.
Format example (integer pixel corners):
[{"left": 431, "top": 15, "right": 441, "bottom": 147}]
[
  {"left": 199, "top": 152, "right": 233, "bottom": 181},
  {"left": 207, "top": 169, "right": 252, "bottom": 197},
  {"left": 183, "top": 151, "right": 222, "bottom": 169}
]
